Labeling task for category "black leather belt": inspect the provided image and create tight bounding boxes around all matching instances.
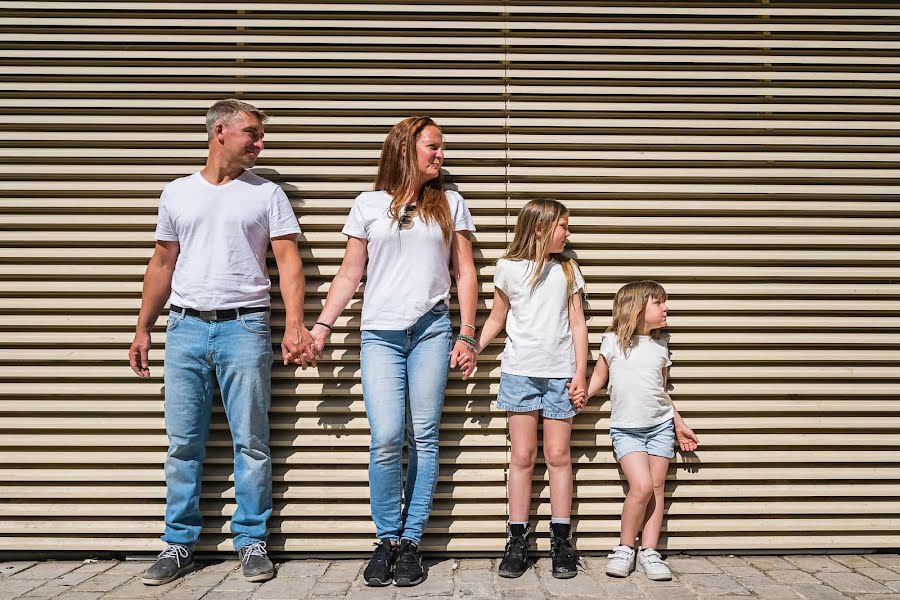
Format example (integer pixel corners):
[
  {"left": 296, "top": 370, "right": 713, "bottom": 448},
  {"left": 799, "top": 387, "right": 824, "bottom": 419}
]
[{"left": 170, "top": 304, "right": 269, "bottom": 322}]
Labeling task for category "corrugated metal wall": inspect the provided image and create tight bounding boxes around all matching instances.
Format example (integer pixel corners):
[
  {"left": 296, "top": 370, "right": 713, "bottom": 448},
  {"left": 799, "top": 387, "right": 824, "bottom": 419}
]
[{"left": 1, "top": 1, "right": 898, "bottom": 554}]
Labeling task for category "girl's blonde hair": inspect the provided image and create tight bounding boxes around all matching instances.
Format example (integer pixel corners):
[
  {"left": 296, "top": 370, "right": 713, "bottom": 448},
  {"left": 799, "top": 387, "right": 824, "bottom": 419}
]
[
  {"left": 503, "top": 198, "right": 581, "bottom": 293},
  {"left": 374, "top": 115, "right": 453, "bottom": 244},
  {"left": 608, "top": 280, "right": 668, "bottom": 352}
]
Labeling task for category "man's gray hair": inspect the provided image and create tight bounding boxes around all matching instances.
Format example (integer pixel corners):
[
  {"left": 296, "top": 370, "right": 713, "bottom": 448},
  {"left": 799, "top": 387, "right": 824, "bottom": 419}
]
[{"left": 205, "top": 99, "right": 269, "bottom": 140}]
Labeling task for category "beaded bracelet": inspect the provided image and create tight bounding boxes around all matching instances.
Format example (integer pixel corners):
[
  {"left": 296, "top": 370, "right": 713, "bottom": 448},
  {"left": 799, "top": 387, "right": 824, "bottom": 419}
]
[{"left": 460, "top": 323, "right": 476, "bottom": 331}]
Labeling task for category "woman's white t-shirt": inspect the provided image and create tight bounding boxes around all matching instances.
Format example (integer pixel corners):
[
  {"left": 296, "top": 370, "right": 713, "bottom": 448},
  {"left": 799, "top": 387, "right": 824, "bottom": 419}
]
[
  {"left": 600, "top": 332, "right": 674, "bottom": 428},
  {"left": 342, "top": 189, "right": 475, "bottom": 330},
  {"left": 494, "top": 258, "right": 585, "bottom": 378}
]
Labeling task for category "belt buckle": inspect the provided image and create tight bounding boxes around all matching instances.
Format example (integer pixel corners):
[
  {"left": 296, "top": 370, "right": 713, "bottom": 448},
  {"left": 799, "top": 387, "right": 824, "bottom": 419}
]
[{"left": 199, "top": 310, "right": 217, "bottom": 321}]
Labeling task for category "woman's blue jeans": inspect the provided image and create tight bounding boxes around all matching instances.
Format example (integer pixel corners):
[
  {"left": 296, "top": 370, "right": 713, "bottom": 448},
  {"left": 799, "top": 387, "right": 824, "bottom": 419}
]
[
  {"left": 161, "top": 309, "right": 274, "bottom": 551},
  {"left": 360, "top": 304, "right": 453, "bottom": 544}
]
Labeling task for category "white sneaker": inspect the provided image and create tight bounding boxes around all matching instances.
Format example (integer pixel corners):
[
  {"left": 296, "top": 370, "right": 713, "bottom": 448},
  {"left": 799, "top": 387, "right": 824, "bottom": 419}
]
[
  {"left": 636, "top": 547, "right": 672, "bottom": 581},
  {"left": 605, "top": 544, "right": 636, "bottom": 577}
]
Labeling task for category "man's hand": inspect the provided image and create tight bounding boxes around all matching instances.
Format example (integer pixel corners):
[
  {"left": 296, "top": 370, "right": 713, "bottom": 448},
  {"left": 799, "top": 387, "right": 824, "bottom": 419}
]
[
  {"left": 310, "top": 323, "right": 330, "bottom": 356},
  {"left": 129, "top": 330, "right": 152, "bottom": 378},
  {"left": 282, "top": 325, "right": 318, "bottom": 368}
]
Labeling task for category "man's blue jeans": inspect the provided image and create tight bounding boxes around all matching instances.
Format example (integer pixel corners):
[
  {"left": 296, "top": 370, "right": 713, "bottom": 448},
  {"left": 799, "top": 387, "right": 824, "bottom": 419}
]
[
  {"left": 360, "top": 303, "right": 453, "bottom": 544},
  {"left": 162, "top": 309, "right": 274, "bottom": 551}
]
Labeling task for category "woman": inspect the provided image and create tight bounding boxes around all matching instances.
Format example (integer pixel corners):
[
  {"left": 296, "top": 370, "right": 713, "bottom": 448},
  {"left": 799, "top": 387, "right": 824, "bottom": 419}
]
[{"left": 310, "top": 116, "right": 478, "bottom": 587}]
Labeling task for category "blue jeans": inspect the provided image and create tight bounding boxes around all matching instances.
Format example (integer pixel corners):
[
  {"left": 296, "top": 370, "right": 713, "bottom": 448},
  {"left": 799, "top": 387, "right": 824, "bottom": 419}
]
[
  {"left": 162, "top": 309, "right": 274, "bottom": 551},
  {"left": 360, "top": 303, "right": 453, "bottom": 544}
]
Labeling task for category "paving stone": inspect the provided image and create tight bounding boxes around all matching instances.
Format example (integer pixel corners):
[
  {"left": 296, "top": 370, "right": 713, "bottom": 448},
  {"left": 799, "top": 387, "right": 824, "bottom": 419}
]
[
  {"left": 11, "top": 562, "right": 82, "bottom": 580},
  {"left": 746, "top": 585, "right": 800, "bottom": 600},
  {"left": 0, "top": 562, "right": 37, "bottom": 578},
  {"left": 736, "top": 574, "right": 777, "bottom": 590},
  {"left": 534, "top": 559, "right": 604, "bottom": 597},
  {"left": 213, "top": 574, "right": 263, "bottom": 593},
  {"left": 887, "top": 581, "right": 900, "bottom": 593},
  {"left": 724, "top": 565, "right": 767, "bottom": 578},
  {"left": 769, "top": 570, "right": 822, "bottom": 585},
  {"left": 101, "top": 562, "right": 150, "bottom": 576},
  {"left": 69, "top": 573, "right": 133, "bottom": 592},
  {"left": 274, "top": 560, "right": 329, "bottom": 578},
  {"left": 785, "top": 557, "right": 850, "bottom": 573},
  {"left": 852, "top": 596, "right": 900, "bottom": 600},
  {"left": 788, "top": 583, "right": 849, "bottom": 600},
  {"left": 197, "top": 591, "right": 253, "bottom": 600},
  {"left": 454, "top": 568, "right": 495, "bottom": 598},
  {"left": 41, "top": 593, "right": 104, "bottom": 600},
  {"left": 858, "top": 567, "right": 900, "bottom": 582},
  {"left": 814, "top": 572, "right": 893, "bottom": 594},
  {"left": 456, "top": 559, "right": 493, "bottom": 571},
  {"left": 18, "top": 584, "right": 71, "bottom": 599},
  {"left": 745, "top": 557, "right": 798, "bottom": 571},
  {"left": 866, "top": 556, "right": 900, "bottom": 569},
  {"left": 668, "top": 557, "right": 722, "bottom": 574},
  {"left": 200, "top": 560, "right": 240, "bottom": 573},
  {"left": 253, "top": 575, "right": 316, "bottom": 599},
  {"left": 643, "top": 586, "right": 697, "bottom": 600},
  {"left": 709, "top": 557, "right": 750, "bottom": 568},
  {"left": 393, "top": 559, "right": 454, "bottom": 598},
  {"left": 154, "top": 588, "right": 211, "bottom": 600},
  {"left": 320, "top": 560, "right": 363, "bottom": 582},
  {"left": 53, "top": 562, "right": 117, "bottom": 587},
  {"left": 499, "top": 590, "right": 546, "bottom": 600},
  {"left": 595, "top": 578, "right": 642, "bottom": 597},
  {"left": 828, "top": 555, "right": 878, "bottom": 569},
  {"left": 101, "top": 577, "right": 181, "bottom": 598},
  {"left": 181, "top": 566, "right": 230, "bottom": 587},
  {"left": 680, "top": 573, "right": 751, "bottom": 596},
  {"left": 311, "top": 581, "right": 352, "bottom": 596},
  {"left": 494, "top": 565, "right": 540, "bottom": 590}
]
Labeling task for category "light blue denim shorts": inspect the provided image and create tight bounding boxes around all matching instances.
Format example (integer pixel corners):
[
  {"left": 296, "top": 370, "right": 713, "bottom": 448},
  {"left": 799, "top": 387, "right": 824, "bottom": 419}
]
[
  {"left": 496, "top": 372, "right": 576, "bottom": 420},
  {"left": 609, "top": 418, "right": 675, "bottom": 460}
]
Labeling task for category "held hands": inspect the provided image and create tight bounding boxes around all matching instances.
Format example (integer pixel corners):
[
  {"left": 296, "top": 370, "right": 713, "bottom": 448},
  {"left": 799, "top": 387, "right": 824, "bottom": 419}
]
[
  {"left": 281, "top": 324, "right": 320, "bottom": 368},
  {"left": 675, "top": 419, "right": 700, "bottom": 452},
  {"left": 129, "top": 330, "right": 152, "bottom": 378},
  {"left": 450, "top": 339, "right": 477, "bottom": 381},
  {"left": 567, "top": 376, "right": 587, "bottom": 412}
]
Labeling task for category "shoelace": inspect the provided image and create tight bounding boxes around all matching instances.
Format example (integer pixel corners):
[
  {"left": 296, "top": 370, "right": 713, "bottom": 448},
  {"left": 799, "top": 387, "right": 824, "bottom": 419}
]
[
  {"left": 504, "top": 534, "right": 528, "bottom": 561},
  {"left": 239, "top": 541, "right": 268, "bottom": 563},
  {"left": 396, "top": 543, "right": 421, "bottom": 569},
  {"left": 551, "top": 535, "right": 576, "bottom": 561},
  {"left": 370, "top": 541, "right": 394, "bottom": 564},
  {"left": 158, "top": 544, "right": 190, "bottom": 567}
]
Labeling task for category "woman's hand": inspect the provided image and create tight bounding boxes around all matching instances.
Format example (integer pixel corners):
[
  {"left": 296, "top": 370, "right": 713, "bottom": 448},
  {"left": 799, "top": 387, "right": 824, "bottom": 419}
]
[
  {"left": 675, "top": 421, "right": 699, "bottom": 452},
  {"left": 309, "top": 323, "right": 331, "bottom": 357},
  {"left": 567, "top": 377, "right": 587, "bottom": 412},
  {"left": 450, "top": 339, "right": 477, "bottom": 380}
]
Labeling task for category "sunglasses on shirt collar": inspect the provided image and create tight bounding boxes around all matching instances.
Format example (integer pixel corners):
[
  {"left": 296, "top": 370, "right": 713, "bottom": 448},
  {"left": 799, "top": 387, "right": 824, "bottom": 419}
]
[{"left": 398, "top": 204, "right": 418, "bottom": 230}]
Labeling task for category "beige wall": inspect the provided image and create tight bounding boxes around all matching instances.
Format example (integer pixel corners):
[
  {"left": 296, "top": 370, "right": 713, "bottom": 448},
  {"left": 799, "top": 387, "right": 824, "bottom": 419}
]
[{"left": 2, "top": 2, "right": 899, "bottom": 552}]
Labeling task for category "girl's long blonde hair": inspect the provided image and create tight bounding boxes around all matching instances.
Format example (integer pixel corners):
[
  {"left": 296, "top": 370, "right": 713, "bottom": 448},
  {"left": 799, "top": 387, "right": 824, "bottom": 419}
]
[
  {"left": 374, "top": 115, "right": 453, "bottom": 244},
  {"left": 608, "top": 280, "right": 668, "bottom": 352},
  {"left": 503, "top": 198, "right": 580, "bottom": 293}
]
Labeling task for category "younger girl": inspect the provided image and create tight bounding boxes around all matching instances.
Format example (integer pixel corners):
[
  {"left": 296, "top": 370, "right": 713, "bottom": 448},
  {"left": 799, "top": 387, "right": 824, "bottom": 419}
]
[
  {"left": 475, "top": 198, "right": 588, "bottom": 579},
  {"left": 585, "top": 280, "right": 699, "bottom": 581}
]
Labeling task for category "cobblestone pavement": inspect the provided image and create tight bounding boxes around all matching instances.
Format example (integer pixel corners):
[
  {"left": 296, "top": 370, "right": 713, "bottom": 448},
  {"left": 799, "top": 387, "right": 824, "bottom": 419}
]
[{"left": 2, "top": 554, "right": 900, "bottom": 599}]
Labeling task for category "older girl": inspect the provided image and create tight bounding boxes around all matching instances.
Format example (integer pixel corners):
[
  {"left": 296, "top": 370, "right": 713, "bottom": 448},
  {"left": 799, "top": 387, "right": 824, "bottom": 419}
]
[{"left": 310, "top": 116, "right": 477, "bottom": 587}]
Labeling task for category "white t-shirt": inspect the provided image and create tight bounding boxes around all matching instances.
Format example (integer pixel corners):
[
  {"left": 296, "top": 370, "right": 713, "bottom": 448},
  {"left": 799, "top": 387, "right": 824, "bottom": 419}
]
[
  {"left": 342, "top": 189, "right": 475, "bottom": 330},
  {"left": 600, "top": 332, "right": 674, "bottom": 428},
  {"left": 494, "top": 258, "right": 585, "bottom": 378},
  {"left": 154, "top": 171, "right": 301, "bottom": 310}
]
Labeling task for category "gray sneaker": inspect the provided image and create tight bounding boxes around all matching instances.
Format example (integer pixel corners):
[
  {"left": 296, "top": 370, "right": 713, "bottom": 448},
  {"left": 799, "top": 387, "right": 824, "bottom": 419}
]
[
  {"left": 141, "top": 544, "right": 195, "bottom": 585},
  {"left": 238, "top": 541, "right": 275, "bottom": 582}
]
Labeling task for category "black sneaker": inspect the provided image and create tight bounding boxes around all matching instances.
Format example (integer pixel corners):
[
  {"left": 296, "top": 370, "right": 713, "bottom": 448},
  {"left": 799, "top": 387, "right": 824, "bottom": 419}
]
[
  {"left": 238, "top": 541, "right": 275, "bottom": 582},
  {"left": 498, "top": 523, "right": 530, "bottom": 578},
  {"left": 141, "top": 544, "right": 195, "bottom": 585},
  {"left": 393, "top": 539, "right": 424, "bottom": 587},
  {"left": 549, "top": 522, "right": 578, "bottom": 579},
  {"left": 363, "top": 540, "right": 397, "bottom": 587}
]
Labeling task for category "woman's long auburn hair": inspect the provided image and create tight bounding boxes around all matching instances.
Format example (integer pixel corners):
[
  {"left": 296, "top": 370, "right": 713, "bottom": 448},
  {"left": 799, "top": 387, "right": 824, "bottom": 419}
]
[
  {"left": 503, "top": 198, "right": 581, "bottom": 293},
  {"left": 608, "top": 280, "right": 668, "bottom": 352},
  {"left": 374, "top": 116, "right": 453, "bottom": 244}
]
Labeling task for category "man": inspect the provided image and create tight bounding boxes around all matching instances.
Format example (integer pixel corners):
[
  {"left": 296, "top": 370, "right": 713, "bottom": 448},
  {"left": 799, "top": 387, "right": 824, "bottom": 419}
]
[{"left": 129, "top": 99, "right": 317, "bottom": 585}]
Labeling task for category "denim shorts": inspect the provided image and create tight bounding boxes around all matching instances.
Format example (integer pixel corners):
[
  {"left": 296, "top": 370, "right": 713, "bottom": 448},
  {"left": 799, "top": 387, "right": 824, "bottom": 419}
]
[
  {"left": 496, "top": 373, "right": 576, "bottom": 420},
  {"left": 609, "top": 418, "right": 675, "bottom": 460}
]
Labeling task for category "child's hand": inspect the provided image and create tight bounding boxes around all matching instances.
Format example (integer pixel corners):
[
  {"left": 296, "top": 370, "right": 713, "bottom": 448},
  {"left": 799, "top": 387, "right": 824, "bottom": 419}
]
[
  {"left": 567, "top": 378, "right": 587, "bottom": 412},
  {"left": 675, "top": 423, "right": 699, "bottom": 452}
]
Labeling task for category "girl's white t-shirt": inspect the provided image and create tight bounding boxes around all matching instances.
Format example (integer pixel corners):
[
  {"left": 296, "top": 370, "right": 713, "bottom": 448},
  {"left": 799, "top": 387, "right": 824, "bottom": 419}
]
[
  {"left": 342, "top": 189, "right": 475, "bottom": 330},
  {"left": 600, "top": 332, "right": 674, "bottom": 428},
  {"left": 494, "top": 258, "right": 585, "bottom": 378}
]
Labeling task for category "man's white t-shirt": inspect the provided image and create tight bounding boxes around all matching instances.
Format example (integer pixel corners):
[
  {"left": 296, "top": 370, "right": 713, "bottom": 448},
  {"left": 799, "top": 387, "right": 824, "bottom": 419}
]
[
  {"left": 154, "top": 171, "right": 301, "bottom": 310},
  {"left": 494, "top": 258, "right": 585, "bottom": 378},
  {"left": 341, "top": 189, "right": 475, "bottom": 330},
  {"left": 600, "top": 332, "right": 674, "bottom": 428}
]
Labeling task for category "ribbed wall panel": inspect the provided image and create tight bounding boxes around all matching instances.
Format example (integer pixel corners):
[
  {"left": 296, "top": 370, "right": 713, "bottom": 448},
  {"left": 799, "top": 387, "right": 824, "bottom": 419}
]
[{"left": 1, "top": 1, "right": 898, "bottom": 553}]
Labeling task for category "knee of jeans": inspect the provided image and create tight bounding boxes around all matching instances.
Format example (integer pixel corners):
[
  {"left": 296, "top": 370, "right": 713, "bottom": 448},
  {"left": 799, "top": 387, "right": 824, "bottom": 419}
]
[
  {"left": 235, "top": 436, "right": 270, "bottom": 462},
  {"left": 370, "top": 432, "right": 403, "bottom": 461},
  {"left": 167, "top": 438, "right": 205, "bottom": 461}
]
